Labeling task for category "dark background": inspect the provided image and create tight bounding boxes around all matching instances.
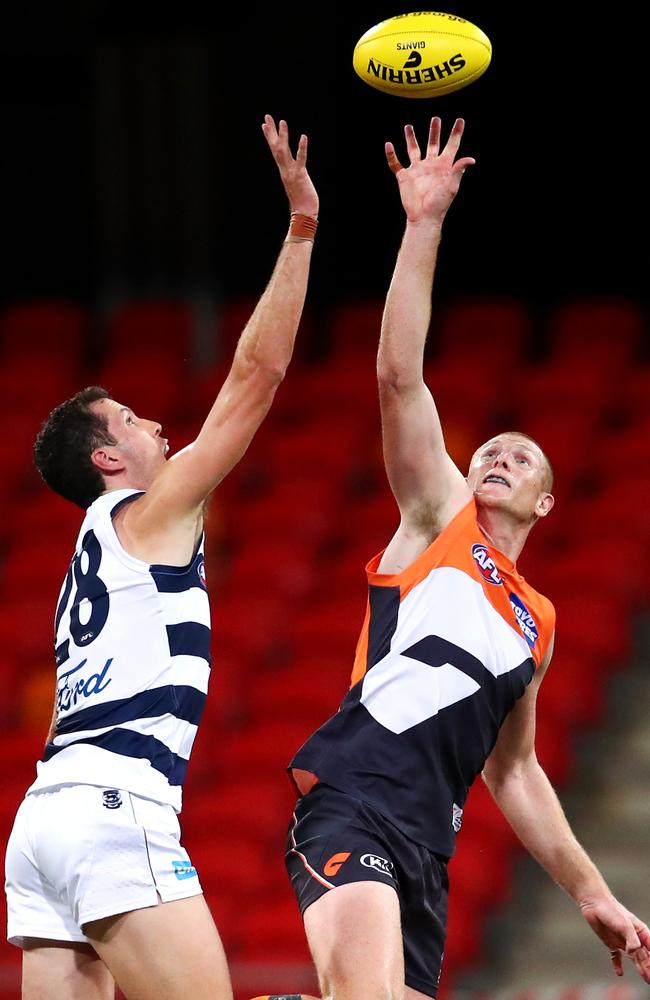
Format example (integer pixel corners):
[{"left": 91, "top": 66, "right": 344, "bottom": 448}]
[{"left": 0, "top": 3, "right": 646, "bottom": 316}]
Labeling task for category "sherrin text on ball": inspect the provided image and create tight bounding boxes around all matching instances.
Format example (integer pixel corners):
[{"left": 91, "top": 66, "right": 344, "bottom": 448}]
[{"left": 353, "top": 11, "right": 492, "bottom": 98}]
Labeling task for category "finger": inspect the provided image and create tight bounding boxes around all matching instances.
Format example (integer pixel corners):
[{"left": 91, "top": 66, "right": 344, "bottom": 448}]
[
  {"left": 632, "top": 916, "right": 650, "bottom": 948},
  {"left": 385, "top": 142, "right": 403, "bottom": 175},
  {"left": 610, "top": 950, "right": 624, "bottom": 977},
  {"left": 261, "top": 114, "right": 278, "bottom": 142},
  {"left": 426, "top": 116, "right": 441, "bottom": 157},
  {"left": 631, "top": 947, "right": 650, "bottom": 984},
  {"left": 404, "top": 123, "right": 421, "bottom": 163},
  {"left": 295, "top": 133, "right": 308, "bottom": 167},
  {"left": 452, "top": 156, "right": 476, "bottom": 176},
  {"left": 441, "top": 117, "right": 466, "bottom": 159}
]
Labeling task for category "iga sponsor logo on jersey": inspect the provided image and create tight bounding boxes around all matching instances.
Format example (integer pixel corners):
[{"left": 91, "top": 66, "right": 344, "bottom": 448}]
[
  {"left": 509, "top": 592, "right": 538, "bottom": 648},
  {"left": 360, "top": 854, "right": 395, "bottom": 877},
  {"left": 471, "top": 543, "right": 502, "bottom": 585}
]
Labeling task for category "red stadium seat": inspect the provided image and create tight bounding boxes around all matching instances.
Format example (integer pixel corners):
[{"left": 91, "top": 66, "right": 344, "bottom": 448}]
[
  {"left": 216, "top": 718, "right": 318, "bottom": 779},
  {"left": 102, "top": 299, "right": 194, "bottom": 363},
  {"left": 236, "top": 895, "right": 312, "bottom": 962},
  {"left": 0, "top": 300, "right": 89, "bottom": 362},
  {"left": 244, "top": 658, "right": 349, "bottom": 728},
  {"left": 224, "top": 537, "right": 318, "bottom": 603},
  {"left": 433, "top": 296, "right": 533, "bottom": 371},
  {"left": 0, "top": 355, "right": 82, "bottom": 421},
  {"left": 545, "top": 297, "right": 645, "bottom": 372},
  {"left": 96, "top": 352, "right": 189, "bottom": 424},
  {"left": 327, "top": 298, "right": 384, "bottom": 361},
  {"left": 182, "top": 776, "right": 293, "bottom": 844},
  {"left": 450, "top": 824, "right": 514, "bottom": 915}
]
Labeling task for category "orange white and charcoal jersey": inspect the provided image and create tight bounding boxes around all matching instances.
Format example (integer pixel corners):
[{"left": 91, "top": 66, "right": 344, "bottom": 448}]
[{"left": 290, "top": 499, "right": 555, "bottom": 859}]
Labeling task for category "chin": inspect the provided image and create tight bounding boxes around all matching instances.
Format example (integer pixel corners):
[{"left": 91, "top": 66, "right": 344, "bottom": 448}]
[{"left": 474, "top": 490, "right": 511, "bottom": 511}]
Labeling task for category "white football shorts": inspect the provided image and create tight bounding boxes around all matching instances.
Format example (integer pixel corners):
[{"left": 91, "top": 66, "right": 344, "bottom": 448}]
[{"left": 5, "top": 784, "right": 203, "bottom": 946}]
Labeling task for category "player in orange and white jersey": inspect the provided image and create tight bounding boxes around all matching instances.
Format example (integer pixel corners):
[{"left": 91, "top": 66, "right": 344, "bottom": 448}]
[{"left": 251, "top": 119, "right": 650, "bottom": 1000}]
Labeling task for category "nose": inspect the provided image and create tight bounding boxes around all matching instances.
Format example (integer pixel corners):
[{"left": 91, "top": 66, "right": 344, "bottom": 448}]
[
  {"left": 146, "top": 419, "right": 162, "bottom": 437},
  {"left": 492, "top": 451, "right": 510, "bottom": 468}
]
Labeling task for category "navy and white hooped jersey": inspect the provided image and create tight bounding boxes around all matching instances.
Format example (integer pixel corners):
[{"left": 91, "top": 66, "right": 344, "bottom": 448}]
[
  {"left": 27, "top": 488, "right": 211, "bottom": 812},
  {"left": 290, "top": 499, "right": 555, "bottom": 859}
]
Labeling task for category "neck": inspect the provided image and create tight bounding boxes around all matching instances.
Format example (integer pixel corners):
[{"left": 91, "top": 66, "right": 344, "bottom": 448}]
[{"left": 476, "top": 506, "right": 533, "bottom": 564}]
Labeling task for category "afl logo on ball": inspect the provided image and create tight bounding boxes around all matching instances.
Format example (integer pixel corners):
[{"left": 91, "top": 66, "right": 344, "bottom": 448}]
[{"left": 471, "top": 543, "right": 502, "bottom": 585}]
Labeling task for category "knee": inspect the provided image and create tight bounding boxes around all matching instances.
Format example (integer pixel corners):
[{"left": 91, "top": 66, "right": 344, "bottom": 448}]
[{"left": 319, "top": 969, "right": 402, "bottom": 1000}]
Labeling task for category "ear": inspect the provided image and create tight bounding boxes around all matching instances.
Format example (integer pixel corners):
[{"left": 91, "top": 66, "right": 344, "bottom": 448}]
[
  {"left": 91, "top": 446, "right": 125, "bottom": 475},
  {"left": 535, "top": 492, "right": 555, "bottom": 519}
]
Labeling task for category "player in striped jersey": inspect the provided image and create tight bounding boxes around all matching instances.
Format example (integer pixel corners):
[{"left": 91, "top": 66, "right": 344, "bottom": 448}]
[
  {"left": 252, "top": 119, "right": 650, "bottom": 1000},
  {"left": 4, "top": 116, "right": 318, "bottom": 1000}
]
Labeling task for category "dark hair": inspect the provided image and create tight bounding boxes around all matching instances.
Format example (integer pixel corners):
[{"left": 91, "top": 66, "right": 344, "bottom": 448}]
[{"left": 33, "top": 386, "right": 116, "bottom": 508}]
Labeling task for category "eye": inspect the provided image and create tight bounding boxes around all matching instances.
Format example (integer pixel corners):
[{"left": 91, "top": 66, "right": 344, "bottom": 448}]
[
  {"left": 516, "top": 456, "right": 530, "bottom": 465},
  {"left": 126, "top": 416, "right": 134, "bottom": 425}
]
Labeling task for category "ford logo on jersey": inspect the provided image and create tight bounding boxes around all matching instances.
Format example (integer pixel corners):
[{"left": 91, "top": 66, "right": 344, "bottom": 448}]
[
  {"left": 509, "top": 593, "right": 538, "bottom": 648},
  {"left": 471, "top": 543, "right": 503, "bottom": 585}
]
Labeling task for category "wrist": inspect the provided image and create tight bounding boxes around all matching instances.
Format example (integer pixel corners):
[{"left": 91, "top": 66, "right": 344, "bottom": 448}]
[{"left": 285, "top": 212, "right": 319, "bottom": 244}]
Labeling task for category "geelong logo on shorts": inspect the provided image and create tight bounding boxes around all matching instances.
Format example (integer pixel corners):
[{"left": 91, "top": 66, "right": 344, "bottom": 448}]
[
  {"left": 471, "top": 543, "right": 503, "bottom": 585},
  {"left": 360, "top": 854, "right": 394, "bottom": 877},
  {"left": 102, "top": 789, "right": 122, "bottom": 809}
]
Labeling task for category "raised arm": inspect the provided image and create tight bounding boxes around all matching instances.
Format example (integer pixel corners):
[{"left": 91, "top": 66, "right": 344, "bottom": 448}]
[
  {"left": 121, "top": 116, "right": 319, "bottom": 559},
  {"left": 377, "top": 118, "right": 474, "bottom": 572},
  {"left": 483, "top": 643, "right": 650, "bottom": 984}
]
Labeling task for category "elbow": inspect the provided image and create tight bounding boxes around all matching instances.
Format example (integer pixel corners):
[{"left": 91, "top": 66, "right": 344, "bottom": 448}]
[
  {"left": 236, "top": 349, "right": 287, "bottom": 390},
  {"left": 376, "top": 363, "right": 418, "bottom": 396},
  {"left": 257, "top": 357, "right": 288, "bottom": 386}
]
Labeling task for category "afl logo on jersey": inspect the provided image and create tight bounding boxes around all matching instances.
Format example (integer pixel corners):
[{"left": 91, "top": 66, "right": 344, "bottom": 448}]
[
  {"left": 471, "top": 543, "right": 502, "bottom": 585},
  {"left": 509, "top": 592, "right": 538, "bottom": 648},
  {"left": 198, "top": 559, "right": 207, "bottom": 588}
]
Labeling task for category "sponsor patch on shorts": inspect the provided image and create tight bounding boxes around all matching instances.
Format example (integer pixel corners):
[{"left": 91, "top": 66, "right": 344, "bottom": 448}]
[{"left": 172, "top": 860, "right": 197, "bottom": 880}]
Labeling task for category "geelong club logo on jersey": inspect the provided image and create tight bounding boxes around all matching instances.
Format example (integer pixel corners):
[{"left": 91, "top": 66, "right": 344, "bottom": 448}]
[
  {"left": 360, "top": 854, "right": 395, "bottom": 877},
  {"left": 509, "top": 592, "right": 538, "bottom": 648},
  {"left": 471, "top": 543, "right": 503, "bottom": 585},
  {"left": 102, "top": 789, "right": 122, "bottom": 809}
]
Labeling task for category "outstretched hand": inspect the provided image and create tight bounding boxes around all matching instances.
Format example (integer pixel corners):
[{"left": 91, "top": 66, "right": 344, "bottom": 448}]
[
  {"left": 581, "top": 897, "right": 650, "bottom": 983},
  {"left": 385, "top": 117, "right": 475, "bottom": 226},
  {"left": 262, "top": 115, "right": 319, "bottom": 218}
]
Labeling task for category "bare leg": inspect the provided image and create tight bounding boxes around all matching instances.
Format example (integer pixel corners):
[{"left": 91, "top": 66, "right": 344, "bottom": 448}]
[
  {"left": 85, "top": 895, "right": 233, "bottom": 1000},
  {"left": 21, "top": 939, "right": 114, "bottom": 1000},
  {"left": 304, "top": 882, "right": 405, "bottom": 1000}
]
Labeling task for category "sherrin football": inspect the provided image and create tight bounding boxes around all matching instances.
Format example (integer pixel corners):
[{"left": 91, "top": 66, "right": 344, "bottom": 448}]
[{"left": 353, "top": 11, "right": 492, "bottom": 98}]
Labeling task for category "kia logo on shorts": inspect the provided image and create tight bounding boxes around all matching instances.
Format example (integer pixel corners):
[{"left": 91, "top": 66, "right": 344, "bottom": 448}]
[{"left": 360, "top": 854, "right": 395, "bottom": 877}]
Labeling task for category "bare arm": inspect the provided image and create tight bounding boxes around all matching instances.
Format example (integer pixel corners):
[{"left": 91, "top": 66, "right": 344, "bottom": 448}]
[
  {"left": 123, "top": 117, "right": 319, "bottom": 556},
  {"left": 483, "top": 639, "right": 650, "bottom": 983},
  {"left": 377, "top": 119, "right": 474, "bottom": 572}
]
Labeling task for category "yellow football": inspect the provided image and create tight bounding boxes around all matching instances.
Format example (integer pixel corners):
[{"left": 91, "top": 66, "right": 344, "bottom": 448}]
[{"left": 352, "top": 11, "right": 492, "bottom": 98}]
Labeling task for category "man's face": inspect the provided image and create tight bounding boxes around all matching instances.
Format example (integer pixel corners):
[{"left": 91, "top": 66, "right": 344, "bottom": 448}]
[
  {"left": 466, "top": 434, "right": 554, "bottom": 523},
  {"left": 90, "top": 398, "right": 168, "bottom": 487}
]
